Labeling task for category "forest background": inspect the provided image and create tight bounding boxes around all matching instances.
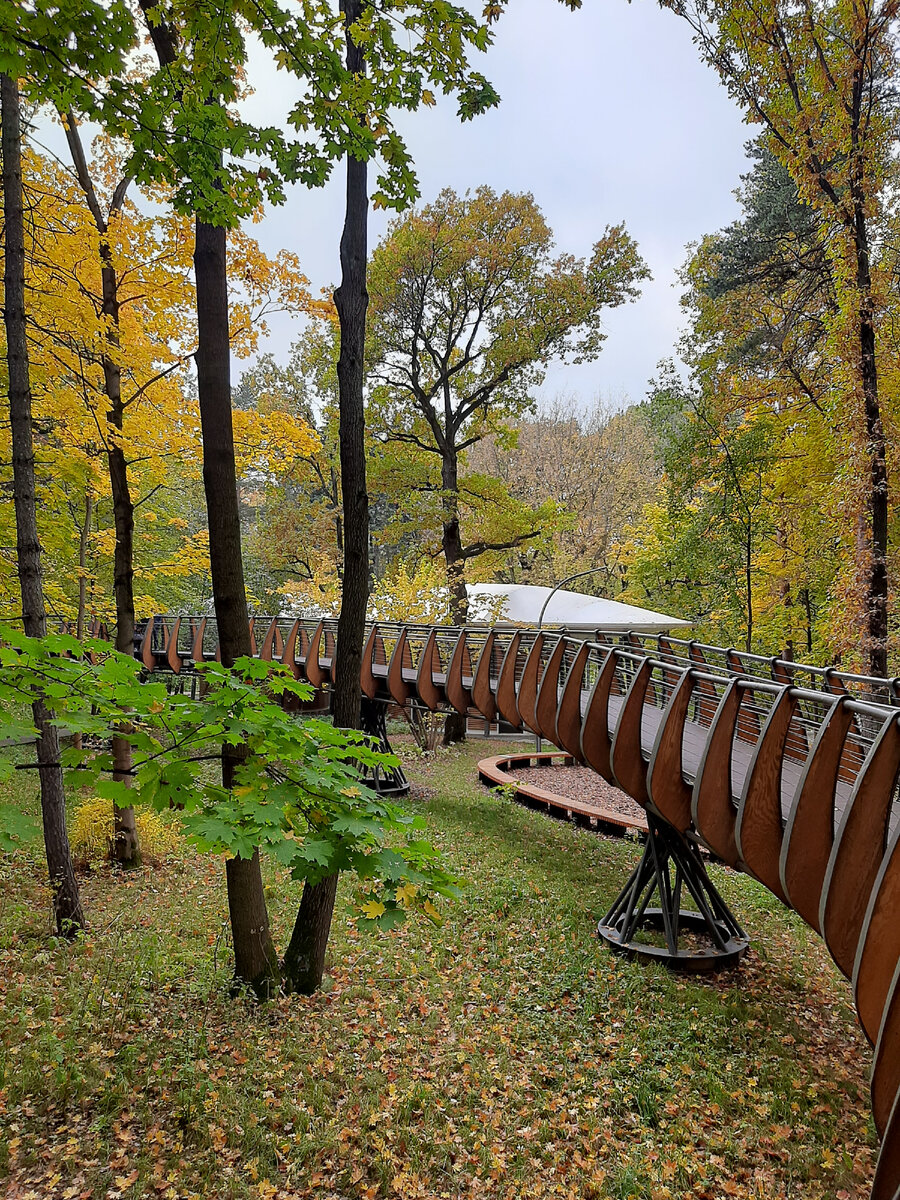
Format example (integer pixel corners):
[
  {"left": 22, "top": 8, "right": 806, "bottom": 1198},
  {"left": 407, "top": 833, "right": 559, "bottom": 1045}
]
[
  {"left": 4, "top": 131, "right": 897, "bottom": 674},
  {"left": 3, "top": 0, "right": 900, "bottom": 678}
]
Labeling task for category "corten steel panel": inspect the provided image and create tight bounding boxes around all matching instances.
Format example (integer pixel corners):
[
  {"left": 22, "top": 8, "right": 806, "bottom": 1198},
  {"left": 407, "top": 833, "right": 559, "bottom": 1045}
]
[
  {"left": 416, "top": 629, "right": 443, "bottom": 711},
  {"left": 516, "top": 633, "right": 545, "bottom": 736},
  {"left": 854, "top": 829, "right": 900, "bottom": 1042},
  {"left": 303, "top": 620, "right": 328, "bottom": 689},
  {"left": 141, "top": 615, "right": 158, "bottom": 671},
  {"left": 535, "top": 637, "right": 568, "bottom": 743},
  {"left": 190, "top": 617, "right": 208, "bottom": 663},
  {"left": 691, "top": 680, "right": 742, "bottom": 867},
  {"left": 554, "top": 642, "right": 590, "bottom": 761},
  {"left": 873, "top": 963, "right": 900, "bottom": 1135},
  {"left": 821, "top": 718, "right": 900, "bottom": 978},
  {"left": 387, "top": 627, "right": 414, "bottom": 705},
  {"left": 471, "top": 631, "right": 498, "bottom": 722},
  {"left": 259, "top": 618, "right": 279, "bottom": 662},
  {"left": 579, "top": 650, "right": 617, "bottom": 784},
  {"left": 646, "top": 669, "right": 695, "bottom": 831},
  {"left": 166, "top": 617, "right": 183, "bottom": 674},
  {"left": 280, "top": 620, "right": 302, "bottom": 679},
  {"left": 779, "top": 700, "right": 854, "bottom": 930},
  {"left": 495, "top": 632, "right": 523, "bottom": 728},
  {"left": 360, "top": 625, "right": 378, "bottom": 699},
  {"left": 610, "top": 658, "right": 652, "bottom": 807},
  {"left": 445, "top": 631, "right": 472, "bottom": 715},
  {"left": 872, "top": 1090, "right": 900, "bottom": 1200},
  {"left": 735, "top": 686, "right": 796, "bottom": 902}
]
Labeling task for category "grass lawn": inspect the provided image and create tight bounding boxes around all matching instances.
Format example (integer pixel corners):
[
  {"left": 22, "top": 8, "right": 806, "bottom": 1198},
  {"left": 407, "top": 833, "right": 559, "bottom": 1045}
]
[{"left": 0, "top": 738, "right": 877, "bottom": 1200}]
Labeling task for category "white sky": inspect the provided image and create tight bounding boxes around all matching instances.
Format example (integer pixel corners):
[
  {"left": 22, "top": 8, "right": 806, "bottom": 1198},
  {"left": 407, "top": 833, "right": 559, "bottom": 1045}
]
[{"left": 239, "top": 0, "right": 754, "bottom": 411}]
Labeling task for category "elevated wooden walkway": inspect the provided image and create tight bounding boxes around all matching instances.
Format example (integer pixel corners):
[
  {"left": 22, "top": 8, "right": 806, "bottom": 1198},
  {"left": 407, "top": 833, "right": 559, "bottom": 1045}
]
[{"left": 137, "top": 614, "right": 900, "bottom": 1200}]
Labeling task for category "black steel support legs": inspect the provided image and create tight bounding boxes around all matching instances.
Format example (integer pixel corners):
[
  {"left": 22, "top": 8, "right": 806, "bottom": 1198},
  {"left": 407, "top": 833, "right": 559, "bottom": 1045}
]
[
  {"left": 598, "top": 818, "right": 749, "bottom": 972},
  {"left": 359, "top": 696, "right": 410, "bottom": 797}
]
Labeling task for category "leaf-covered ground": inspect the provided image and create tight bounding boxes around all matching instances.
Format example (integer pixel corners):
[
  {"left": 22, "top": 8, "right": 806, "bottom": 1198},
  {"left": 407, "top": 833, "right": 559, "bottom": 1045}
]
[{"left": 0, "top": 740, "right": 877, "bottom": 1199}]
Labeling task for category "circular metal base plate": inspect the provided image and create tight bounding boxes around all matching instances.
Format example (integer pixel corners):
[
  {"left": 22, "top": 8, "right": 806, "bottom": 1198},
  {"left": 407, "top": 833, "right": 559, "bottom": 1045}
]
[{"left": 598, "top": 908, "right": 749, "bottom": 973}]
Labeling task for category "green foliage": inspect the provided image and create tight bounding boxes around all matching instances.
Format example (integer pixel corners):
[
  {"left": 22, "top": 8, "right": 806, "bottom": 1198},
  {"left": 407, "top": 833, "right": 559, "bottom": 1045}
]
[
  {"left": 623, "top": 364, "right": 779, "bottom": 651},
  {"left": 360, "top": 187, "right": 649, "bottom": 607},
  {"left": 3, "top": 0, "right": 501, "bottom": 226},
  {"left": 367, "top": 186, "right": 649, "bottom": 422},
  {"left": 660, "top": 0, "right": 899, "bottom": 673},
  {"left": 0, "top": 630, "right": 458, "bottom": 929},
  {"left": 0, "top": 802, "right": 39, "bottom": 853}
]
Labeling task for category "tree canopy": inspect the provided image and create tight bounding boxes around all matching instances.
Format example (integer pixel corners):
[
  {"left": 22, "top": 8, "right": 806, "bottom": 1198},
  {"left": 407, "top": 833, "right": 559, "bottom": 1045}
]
[{"left": 365, "top": 185, "right": 649, "bottom": 619}]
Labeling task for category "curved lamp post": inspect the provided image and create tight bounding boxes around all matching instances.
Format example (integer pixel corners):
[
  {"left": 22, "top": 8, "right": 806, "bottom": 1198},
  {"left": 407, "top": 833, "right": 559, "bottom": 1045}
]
[{"left": 535, "top": 565, "right": 609, "bottom": 752}]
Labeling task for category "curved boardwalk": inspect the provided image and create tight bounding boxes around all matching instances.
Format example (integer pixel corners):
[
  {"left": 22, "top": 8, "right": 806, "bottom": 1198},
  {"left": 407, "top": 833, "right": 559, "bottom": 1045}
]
[{"left": 140, "top": 614, "right": 900, "bottom": 1200}]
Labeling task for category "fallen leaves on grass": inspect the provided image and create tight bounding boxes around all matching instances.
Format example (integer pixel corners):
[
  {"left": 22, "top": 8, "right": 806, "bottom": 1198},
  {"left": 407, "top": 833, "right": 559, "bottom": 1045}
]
[{"left": 0, "top": 741, "right": 878, "bottom": 1200}]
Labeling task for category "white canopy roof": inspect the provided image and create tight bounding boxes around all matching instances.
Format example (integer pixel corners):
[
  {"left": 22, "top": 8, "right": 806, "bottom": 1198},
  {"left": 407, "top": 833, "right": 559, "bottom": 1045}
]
[{"left": 467, "top": 583, "right": 690, "bottom": 632}]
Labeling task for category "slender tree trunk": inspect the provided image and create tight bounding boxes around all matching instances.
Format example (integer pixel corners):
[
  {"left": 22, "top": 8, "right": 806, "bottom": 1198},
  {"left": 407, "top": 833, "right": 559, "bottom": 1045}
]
[
  {"left": 109, "top": 435, "right": 140, "bottom": 864},
  {"left": 63, "top": 112, "right": 141, "bottom": 865},
  {"left": 103, "top": 238, "right": 140, "bottom": 865},
  {"left": 283, "top": 871, "right": 340, "bottom": 994},
  {"left": 800, "top": 588, "right": 813, "bottom": 655},
  {"left": 441, "top": 448, "right": 467, "bottom": 744},
  {"left": 2, "top": 72, "right": 84, "bottom": 935},
  {"left": 72, "top": 490, "right": 93, "bottom": 753},
  {"left": 195, "top": 215, "right": 280, "bottom": 997},
  {"left": 284, "top": 0, "right": 368, "bottom": 995},
  {"left": 331, "top": 52, "right": 369, "bottom": 731},
  {"left": 441, "top": 448, "right": 468, "bottom": 627},
  {"left": 137, "top": 1, "right": 278, "bottom": 995},
  {"left": 76, "top": 491, "right": 92, "bottom": 640},
  {"left": 853, "top": 207, "right": 888, "bottom": 679}
]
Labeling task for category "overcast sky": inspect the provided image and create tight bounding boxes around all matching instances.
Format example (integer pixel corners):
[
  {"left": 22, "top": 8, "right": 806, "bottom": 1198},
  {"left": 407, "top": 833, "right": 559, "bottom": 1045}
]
[{"left": 237, "top": 0, "right": 754, "bottom": 412}]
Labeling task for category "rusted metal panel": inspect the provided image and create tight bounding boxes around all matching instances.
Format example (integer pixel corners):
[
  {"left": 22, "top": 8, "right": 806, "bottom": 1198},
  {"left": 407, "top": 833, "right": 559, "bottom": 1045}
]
[
  {"left": 647, "top": 669, "right": 695, "bottom": 831},
  {"left": 821, "top": 717, "right": 900, "bottom": 979},
  {"left": 735, "top": 686, "right": 797, "bottom": 902},
  {"left": 779, "top": 698, "right": 853, "bottom": 930}
]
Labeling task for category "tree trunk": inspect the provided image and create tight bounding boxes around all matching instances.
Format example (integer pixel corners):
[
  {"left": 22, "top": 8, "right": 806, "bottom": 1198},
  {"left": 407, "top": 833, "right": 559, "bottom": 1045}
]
[
  {"left": 284, "top": 0, "right": 369, "bottom": 995},
  {"left": 331, "top": 52, "right": 369, "bottom": 731},
  {"left": 441, "top": 447, "right": 468, "bottom": 627},
  {"left": 854, "top": 206, "right": 888, "bottom": 679},
  {"left": 282, "top": 873, "right": 339, "bottom": 994},
  {"left": 137, "top": 2, "right": 277, "bottom": 993},
  {"left": 72, "top": 490, "right": 93, "bottom": 754},
  {"left": 441, "top": 448, "right": 467, "bottom": 744},
  {"left": 744, "top": 525, "right": 753, "bottom": 654},
  {"left": 195, "top": 215, "right": 280, "bottom": 998},
  {"left": 1, "top": 72, "right": 84, "bottom": 936},
  {"left": 76, "top": 491, "right": 92, "bottom": 640},
  {"left": 103, "top": 225, "right": 140, "bottom": 866},
  {"left": 800, "top": 588, "right": 813, "bottom": 655},
  {"left": 64, "top": 111, "right": 141, "bottom": 865}
]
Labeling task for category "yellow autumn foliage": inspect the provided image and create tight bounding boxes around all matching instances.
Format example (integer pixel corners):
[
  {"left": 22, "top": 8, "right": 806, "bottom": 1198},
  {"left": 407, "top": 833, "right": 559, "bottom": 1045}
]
[{"left": 70, "top": 797, "right": 181, "bottom": 863}]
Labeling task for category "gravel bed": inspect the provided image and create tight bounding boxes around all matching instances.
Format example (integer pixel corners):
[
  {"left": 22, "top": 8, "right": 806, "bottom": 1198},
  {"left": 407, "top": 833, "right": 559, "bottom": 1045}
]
[{"left": 512, "top": 763, "right": 647, "bottom": 823}]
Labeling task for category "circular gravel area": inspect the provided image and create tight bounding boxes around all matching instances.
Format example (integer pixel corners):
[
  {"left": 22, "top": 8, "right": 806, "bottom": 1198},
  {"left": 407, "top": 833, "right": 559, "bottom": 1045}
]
[{"left": 512, "top": 762, "right": 647, "bottom": 825}]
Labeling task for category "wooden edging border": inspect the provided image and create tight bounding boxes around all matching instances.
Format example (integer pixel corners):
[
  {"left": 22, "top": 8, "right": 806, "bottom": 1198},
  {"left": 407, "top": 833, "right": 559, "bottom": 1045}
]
[{"left": 477, "top": 751, "right": 649, "bottom": 836}]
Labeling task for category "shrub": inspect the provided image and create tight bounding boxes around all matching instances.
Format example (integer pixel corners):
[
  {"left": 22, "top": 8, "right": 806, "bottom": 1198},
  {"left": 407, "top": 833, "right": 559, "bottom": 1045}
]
[{"left": 70, "top": 797, "right": 181, "bottom": 864}]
